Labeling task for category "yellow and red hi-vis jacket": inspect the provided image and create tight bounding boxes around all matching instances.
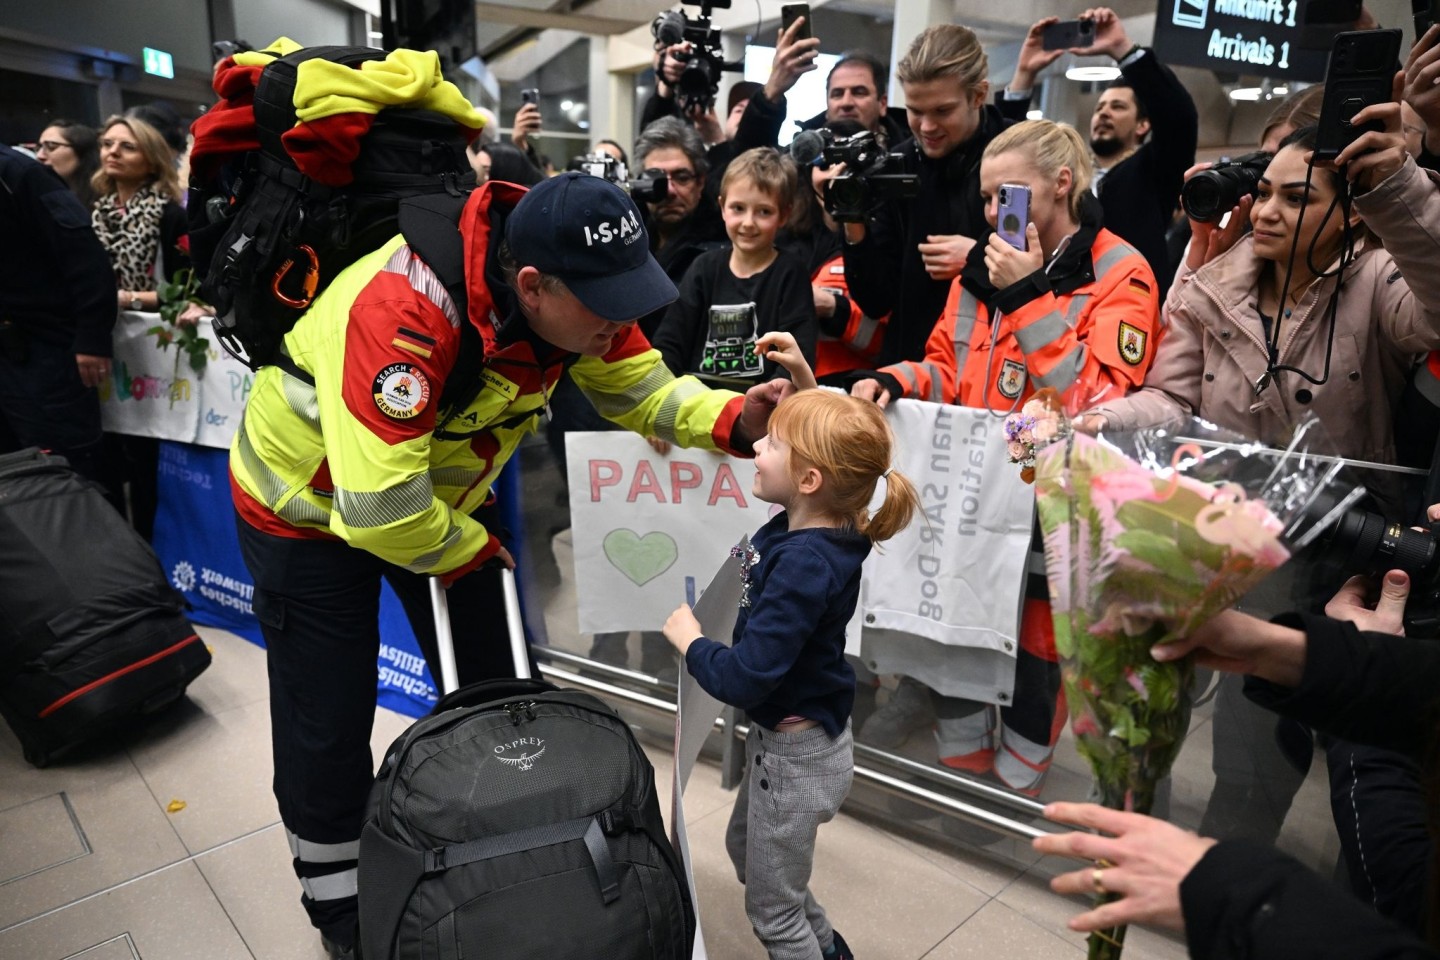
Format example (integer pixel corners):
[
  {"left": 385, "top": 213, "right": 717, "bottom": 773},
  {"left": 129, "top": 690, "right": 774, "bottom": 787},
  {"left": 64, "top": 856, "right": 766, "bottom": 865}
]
[
  {"left": 231, "top": 182, "right": 745, "bottom": 581},
  {"left": 811, "top": 253, "right": 888, "bottom": 379},
  {"left": 879, "top": 227, "right": 1159, "bottom": 410}
]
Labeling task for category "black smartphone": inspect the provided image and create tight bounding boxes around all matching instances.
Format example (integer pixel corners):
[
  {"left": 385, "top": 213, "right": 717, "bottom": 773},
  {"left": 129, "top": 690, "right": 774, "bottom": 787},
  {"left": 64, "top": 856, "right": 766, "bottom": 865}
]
[
  {"left": 1313, "top": 29, "right": 1403, "bottom": 161},
  {"left": 781, "top": 3, "right": 811, "bottom": 41},
  {"left": 520, "top": 88, "right": 540, "bottom": 106},
  {"left": 1415, "top": 0, "right": 1440, "bottom": 42},
  {"left": 1041, "top": 18, "right": 1096, "bottom": 51}
]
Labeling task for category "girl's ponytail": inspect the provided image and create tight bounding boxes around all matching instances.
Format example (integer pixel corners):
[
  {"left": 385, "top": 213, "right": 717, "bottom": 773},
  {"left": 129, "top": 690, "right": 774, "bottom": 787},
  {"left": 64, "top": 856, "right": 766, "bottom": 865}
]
[{"left": 861, "top": 467, "right": 920, "bottom": 543}]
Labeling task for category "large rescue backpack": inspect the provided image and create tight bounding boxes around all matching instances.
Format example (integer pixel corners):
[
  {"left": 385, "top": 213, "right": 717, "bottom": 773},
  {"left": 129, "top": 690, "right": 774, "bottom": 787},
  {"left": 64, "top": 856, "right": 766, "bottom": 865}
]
[
  {"left": 189, "top": 44, "right": 475, "bottom": 370},
  {"left": 357, "top": 678, "right": 696, "bottom": 960}
]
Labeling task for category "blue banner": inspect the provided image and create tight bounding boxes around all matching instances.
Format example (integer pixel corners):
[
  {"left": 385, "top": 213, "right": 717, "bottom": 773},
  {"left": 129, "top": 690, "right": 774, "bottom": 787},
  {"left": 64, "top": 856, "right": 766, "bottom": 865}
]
[{"left": 151, "top": 441, "right": 438, "bottom": 718}]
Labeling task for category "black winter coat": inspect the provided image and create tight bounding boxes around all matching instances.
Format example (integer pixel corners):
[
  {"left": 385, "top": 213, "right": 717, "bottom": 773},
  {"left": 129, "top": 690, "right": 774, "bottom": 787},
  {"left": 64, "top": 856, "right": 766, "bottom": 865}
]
[{"left": 1180, "top": 613, "right": 1440, "bottom": 960}]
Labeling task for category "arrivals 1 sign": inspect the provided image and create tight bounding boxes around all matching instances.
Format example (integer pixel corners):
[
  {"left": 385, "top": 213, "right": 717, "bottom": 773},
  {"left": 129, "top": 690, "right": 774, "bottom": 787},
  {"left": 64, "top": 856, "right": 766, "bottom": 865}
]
[{"left": 1153, "top": 0, "right": 1329, "bottom": 82}]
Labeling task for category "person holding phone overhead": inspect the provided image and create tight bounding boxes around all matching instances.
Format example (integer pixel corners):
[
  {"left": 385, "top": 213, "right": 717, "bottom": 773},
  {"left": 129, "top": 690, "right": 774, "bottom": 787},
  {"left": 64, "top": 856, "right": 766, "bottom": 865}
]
[
  {"left": 510, "top": 89, "right": 546, "bottom": 176},
  {"left": 1003, "top": 7, "right": 1198, "bottom": 296},
  {"left": 848, "top": 120, "right": 1158, "bottom": 793}
]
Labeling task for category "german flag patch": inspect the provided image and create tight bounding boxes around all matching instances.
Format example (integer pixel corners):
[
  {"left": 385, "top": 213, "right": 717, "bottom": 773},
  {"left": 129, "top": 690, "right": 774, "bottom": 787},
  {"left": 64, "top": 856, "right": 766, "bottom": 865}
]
[
  {"left": 392, "top": 326, "right": 436, "bottom": 360},
  {"left": 1127, "top": 277, "right": 1152, "bottom": 296}
]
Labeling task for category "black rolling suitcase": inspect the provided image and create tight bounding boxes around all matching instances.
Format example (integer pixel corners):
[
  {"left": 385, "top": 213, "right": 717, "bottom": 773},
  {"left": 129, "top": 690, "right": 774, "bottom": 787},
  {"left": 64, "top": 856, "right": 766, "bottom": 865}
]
[
  {"left": 0, "top": 448, "right": 211, "bottom": 766},
  {"left": 357, "top": 572, "right": 696, "bottom": 960}
]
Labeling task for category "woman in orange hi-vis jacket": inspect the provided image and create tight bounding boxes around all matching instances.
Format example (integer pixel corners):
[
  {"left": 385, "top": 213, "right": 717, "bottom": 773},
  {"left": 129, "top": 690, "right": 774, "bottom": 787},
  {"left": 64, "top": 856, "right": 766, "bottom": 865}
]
[{"left": 851, "top": 119, "right": 1160, "bottom": 795}]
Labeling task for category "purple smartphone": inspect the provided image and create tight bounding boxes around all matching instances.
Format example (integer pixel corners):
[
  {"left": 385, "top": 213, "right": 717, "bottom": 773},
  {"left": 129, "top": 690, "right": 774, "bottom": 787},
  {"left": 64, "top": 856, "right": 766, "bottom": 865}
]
[{"left": 997, "top": 184, "right": 1030, "bottom": 251}]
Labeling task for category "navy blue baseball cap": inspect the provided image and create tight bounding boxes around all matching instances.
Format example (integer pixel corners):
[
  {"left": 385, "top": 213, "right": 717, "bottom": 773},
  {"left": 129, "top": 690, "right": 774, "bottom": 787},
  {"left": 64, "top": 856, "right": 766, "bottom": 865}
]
[{"left": 506, "top": 172, "right": 678, "bottom": 323}]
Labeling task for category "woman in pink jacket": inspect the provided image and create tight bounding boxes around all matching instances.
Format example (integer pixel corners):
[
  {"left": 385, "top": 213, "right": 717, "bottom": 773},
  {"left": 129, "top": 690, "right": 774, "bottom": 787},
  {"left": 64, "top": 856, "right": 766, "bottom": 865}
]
[{"left": 1084, "top": 103, "right": 1440, "bottom": 513}]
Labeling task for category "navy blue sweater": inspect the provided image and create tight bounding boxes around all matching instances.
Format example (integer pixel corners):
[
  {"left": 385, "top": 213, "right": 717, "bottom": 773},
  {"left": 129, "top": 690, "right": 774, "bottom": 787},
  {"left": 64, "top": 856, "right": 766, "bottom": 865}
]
[{"left": 684, "top": 513, "right": 870, "bottom": 736}]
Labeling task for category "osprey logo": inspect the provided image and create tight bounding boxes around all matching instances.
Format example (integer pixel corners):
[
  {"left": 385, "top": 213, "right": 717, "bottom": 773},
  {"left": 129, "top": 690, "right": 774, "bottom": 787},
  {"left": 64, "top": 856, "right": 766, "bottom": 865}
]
[{"left": 495, "top": 736, "right": 547, "bottom": 771}]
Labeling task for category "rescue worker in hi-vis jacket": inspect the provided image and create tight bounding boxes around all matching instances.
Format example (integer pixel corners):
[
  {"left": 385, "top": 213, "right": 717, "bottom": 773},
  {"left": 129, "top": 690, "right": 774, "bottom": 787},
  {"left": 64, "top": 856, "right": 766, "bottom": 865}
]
[
  {"left": 230, "top": 172, "right": 792, "bottom": 957},
  {"left": 848, "top": 119, "right": 1159, "bottom": 799}
]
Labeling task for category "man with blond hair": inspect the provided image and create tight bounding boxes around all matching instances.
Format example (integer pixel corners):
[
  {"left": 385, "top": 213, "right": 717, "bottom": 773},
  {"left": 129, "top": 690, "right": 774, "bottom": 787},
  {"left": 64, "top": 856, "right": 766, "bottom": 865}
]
[{"left": 839, "top": 24, "right": 1017, "bottom": 366}]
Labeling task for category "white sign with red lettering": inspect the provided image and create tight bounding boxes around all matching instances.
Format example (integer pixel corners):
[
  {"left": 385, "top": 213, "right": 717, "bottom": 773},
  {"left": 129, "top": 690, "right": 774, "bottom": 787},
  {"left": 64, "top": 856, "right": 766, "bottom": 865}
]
[{"left": 565, "top": 433, "right": 774, "bottom": 634}]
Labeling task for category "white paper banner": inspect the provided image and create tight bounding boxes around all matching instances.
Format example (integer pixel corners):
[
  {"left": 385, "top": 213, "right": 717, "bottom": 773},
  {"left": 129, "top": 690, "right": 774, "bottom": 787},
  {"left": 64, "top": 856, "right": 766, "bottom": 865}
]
[
  {"left": 860, "top": 400, "right": 1036, "bottom": 703},
  {"left": 99, "top": 311, "right": 253, "bottom": 449},
  {"left": 565, "top": 432, "right": 773, "bottom": 634}
]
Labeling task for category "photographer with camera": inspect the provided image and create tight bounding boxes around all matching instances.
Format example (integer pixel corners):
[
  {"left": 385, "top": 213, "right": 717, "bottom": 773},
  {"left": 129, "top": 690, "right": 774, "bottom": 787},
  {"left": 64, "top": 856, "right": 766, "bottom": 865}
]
[
  {"left": 1080, "top": 100, "right": 1440, "bottom": 511},
  {"left": 1033, "top": 537, "right": 1440, "bottom": 960},
  {"left": 790, "top": 52, "right": 910, "bottom": 150},
  {"left": 1004, "top": 8, "right": 1198, "bottom": 297},
  {"left": 644, "top": 7, "right": 818, "bottom": 181},
  {"left": 840, "top": 24, "right": 1020, "bottom": 367},
  {"left": 777, "top": 119, "right": 893, "bottom": 381},
  {"left": 633, "top": 118, "right": 728, "bottom": 313}
]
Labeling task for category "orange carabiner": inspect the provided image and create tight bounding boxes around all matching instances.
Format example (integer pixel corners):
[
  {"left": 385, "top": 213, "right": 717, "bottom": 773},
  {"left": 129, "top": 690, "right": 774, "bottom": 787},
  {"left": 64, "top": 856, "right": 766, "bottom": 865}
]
[{"left": 271, "top": 244, "right": 320, "bottom": 309}]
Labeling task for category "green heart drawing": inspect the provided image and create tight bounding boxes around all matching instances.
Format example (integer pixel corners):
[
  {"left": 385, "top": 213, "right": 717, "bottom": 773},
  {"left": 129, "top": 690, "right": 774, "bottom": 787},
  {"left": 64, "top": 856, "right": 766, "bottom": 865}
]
[{"left": 602, "top": 529, "right": 678, "bottom": 586}]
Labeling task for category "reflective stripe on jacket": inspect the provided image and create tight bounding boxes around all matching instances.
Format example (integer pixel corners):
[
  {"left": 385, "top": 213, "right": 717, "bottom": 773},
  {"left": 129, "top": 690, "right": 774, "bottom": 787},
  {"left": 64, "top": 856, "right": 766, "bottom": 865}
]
[
  {"left": 811, "top": 254, "right": 887, "bottom": 379},
  {"left": 880, "top": 227, "right": 1159, "bottom": 410},
  {"left": 232, "top": 181, "right": 744, "bottom": 576}
]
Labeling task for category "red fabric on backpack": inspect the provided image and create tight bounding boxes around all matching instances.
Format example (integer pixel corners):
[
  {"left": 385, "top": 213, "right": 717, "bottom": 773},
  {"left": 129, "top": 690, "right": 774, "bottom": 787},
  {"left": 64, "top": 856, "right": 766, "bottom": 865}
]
[
  {"left": 188, "top": 57, "right": 266, "bottom": 180},
  {"left": 280, "top": 113, "right": 377, "bottom": 187}
]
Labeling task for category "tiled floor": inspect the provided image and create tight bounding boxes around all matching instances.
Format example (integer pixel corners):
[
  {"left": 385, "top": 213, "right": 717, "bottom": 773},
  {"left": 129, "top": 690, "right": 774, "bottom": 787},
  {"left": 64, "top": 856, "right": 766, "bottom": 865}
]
[{"left": 0, "top": 624, "right": 1199, "bottom": 960}]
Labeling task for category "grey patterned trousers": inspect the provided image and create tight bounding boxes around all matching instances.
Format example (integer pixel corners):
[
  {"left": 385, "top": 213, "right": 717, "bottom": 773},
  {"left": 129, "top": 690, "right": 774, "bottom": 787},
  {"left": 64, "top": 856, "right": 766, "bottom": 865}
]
[{"left": 725, "top": 721, "right": 854, "bottom": 960}]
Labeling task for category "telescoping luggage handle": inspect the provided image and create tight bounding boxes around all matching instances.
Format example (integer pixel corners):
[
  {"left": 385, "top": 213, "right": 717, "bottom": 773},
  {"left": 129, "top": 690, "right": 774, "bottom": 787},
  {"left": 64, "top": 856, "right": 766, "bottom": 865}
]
[{"left": 428, "top": 565, "right": 531, "bottom": 696}]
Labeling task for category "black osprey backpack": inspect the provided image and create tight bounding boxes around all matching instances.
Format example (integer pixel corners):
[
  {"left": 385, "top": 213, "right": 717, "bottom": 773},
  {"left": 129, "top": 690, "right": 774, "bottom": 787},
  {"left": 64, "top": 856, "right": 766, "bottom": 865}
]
[{"left": 357, "top": 678, "right": 695, "bottom": 960}]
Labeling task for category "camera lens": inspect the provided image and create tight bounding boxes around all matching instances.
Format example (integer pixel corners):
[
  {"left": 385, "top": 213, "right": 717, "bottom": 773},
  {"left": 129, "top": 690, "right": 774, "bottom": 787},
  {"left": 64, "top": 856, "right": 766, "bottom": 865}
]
[
  {"left": 1181, "top": 173, "right": 1229, "bottom": 223},
  {"left": 1329, "top": 508, "right": 1387, "bottom": 571},
  {"left": 1328, "top": 508, "right": 1439, "bottom": 577},
  {"left": 826, "top": 176, "right": 865, "bottom": 213}
]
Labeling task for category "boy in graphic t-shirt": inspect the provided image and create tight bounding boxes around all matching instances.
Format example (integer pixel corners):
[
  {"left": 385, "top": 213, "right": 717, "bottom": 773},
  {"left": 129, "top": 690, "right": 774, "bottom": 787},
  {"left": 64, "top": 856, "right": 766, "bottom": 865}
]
[{"left": 653, "top": 147, "right": 817, "bottom": 386}]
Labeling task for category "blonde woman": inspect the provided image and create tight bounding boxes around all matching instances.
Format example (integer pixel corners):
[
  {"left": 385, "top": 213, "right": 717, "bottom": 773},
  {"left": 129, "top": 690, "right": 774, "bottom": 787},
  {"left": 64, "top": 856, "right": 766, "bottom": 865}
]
[
  {"left": 90, "top": 114, "right": 194, "bottom": 539},
  {"left": 91, "top": 115, "right": 189, "bottom": 314},
  {"left": 851, "top": 119, "right": 1159, "bottom": 795}
]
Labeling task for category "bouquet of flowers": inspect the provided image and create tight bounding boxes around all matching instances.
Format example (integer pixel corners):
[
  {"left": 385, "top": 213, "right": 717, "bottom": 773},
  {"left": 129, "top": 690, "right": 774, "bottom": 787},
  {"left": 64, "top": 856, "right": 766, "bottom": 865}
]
[
  {"left": 1004, "top": 391, "right": 1069, "bottom": 484},
  {"left": 1007, "top": 396, "right": 1359, "bottom": 959}
]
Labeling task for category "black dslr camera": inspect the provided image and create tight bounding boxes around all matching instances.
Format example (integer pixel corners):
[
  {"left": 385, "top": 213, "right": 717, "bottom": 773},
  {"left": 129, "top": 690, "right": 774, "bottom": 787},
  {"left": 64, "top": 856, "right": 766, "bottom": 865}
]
[
  {"left": 570, "top": 152, "right": 627, "bottom": 184},
  {"left": 1182, "top": 151, "right": 1271, "bottom": 223},
  {"left": 651, "top": 0, "right": 740, "bottom": 113},
  {"left": 628, "top": 169, "right": 670, "bottom": 204},
  {"left": 1324, "top": 507, "right": 1440, "bottom": 635},
  {"left": 570, "top": 152, "right": 670, "bottom": 204},
  {"left": 789, "top": 127, "right": 919, "bottom": 223}
]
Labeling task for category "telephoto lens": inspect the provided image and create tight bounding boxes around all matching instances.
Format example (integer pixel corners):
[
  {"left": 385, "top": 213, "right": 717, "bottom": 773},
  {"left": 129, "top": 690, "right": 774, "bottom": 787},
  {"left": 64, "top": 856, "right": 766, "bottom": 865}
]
[{"left": 1327, "top": 509, "right": 1438, "bottom": 578}]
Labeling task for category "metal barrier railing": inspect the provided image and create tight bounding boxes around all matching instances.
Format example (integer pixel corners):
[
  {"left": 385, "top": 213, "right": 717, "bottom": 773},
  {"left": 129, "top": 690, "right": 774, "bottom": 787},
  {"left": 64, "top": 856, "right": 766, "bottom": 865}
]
[{"left": 535, "top": 645, "right": 1055, "bottom": 842}]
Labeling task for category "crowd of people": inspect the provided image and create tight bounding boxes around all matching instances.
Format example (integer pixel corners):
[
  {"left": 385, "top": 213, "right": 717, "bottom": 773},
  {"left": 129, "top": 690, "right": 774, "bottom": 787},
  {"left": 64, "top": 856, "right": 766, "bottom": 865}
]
[
  {"left": 3, "top": 102, "right": 206, "bottom": 537},
  {"left": 10, "top": 6, "right": 1440, "bottom": 959}
]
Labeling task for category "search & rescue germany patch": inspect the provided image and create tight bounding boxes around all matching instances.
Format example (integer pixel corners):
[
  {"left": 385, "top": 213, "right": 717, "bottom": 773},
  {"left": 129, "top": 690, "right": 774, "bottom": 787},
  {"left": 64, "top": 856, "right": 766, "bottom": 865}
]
[
  {"left": 372, "top": 363, "right": 431, "bottom": 419},
  {"left": 1118, "top": 322, "right": 1147, "bottom": 366}
]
